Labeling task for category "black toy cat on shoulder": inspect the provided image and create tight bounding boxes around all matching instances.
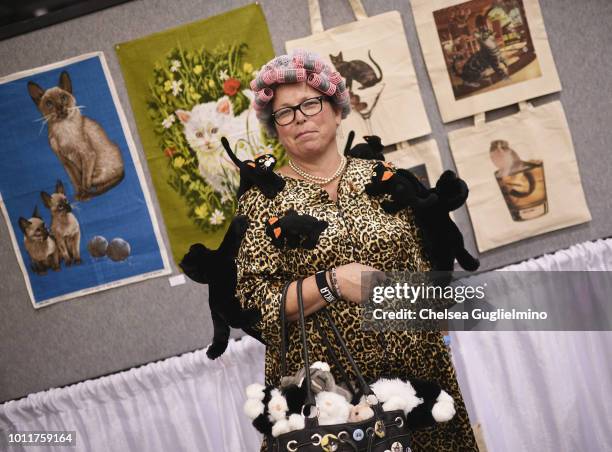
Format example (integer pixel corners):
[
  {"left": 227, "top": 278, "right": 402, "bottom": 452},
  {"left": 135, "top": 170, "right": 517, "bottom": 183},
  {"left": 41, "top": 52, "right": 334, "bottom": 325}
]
[
  {"left": 221, "top": 137, "right": 285, "bottom": 200},
  {"left": 365, "top": 161, "right": 438, "bottom": 213},
  {"left": 344, "top": 132, "right": 385, "bottom": 161}
]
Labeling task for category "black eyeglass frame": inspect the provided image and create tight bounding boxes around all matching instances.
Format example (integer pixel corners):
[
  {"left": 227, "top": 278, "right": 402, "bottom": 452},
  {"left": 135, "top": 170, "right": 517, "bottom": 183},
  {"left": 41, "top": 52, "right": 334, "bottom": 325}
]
[{"left": 271, "top": 95, "right": 327, "bottom": 126}]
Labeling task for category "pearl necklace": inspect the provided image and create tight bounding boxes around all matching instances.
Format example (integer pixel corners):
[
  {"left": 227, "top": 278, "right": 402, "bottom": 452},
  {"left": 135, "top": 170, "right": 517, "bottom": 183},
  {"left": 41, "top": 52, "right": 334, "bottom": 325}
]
[{"left": 288, "top": 156, "right": 347, "bottom": 185}]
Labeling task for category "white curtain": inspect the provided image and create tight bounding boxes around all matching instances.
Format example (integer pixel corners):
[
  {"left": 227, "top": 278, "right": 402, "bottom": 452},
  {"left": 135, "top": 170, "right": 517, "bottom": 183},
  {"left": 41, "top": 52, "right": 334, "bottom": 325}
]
[
  {"left": 1, "top": 239, "right": 611, "bottom": 452},
  {"left": 0, "top": 336, "right": 266, "bottom": 452},
  {"left": 451, "top": 238, "right": 612, "bottom": 452}
]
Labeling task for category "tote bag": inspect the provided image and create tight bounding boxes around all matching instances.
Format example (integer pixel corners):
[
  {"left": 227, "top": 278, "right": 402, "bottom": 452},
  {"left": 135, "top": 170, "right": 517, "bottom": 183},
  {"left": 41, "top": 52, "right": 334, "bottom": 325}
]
[
  {"left": 448, "top": 101, "right": 591, "bottom": 252},
  {"left": 286, "top": 0, "right": 430, "bottom": 146},
  {"left": 385, "top": 139, "right": 446, "bottom": 190},
  {"left": 411, "top": 0, "right": 561, "bottom": 123}
]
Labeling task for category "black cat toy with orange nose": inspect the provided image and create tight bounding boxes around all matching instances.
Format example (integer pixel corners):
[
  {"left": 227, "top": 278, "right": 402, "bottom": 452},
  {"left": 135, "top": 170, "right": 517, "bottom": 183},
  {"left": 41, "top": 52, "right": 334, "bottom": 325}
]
[
  {"left": 221, "top": 137, "right": 285, "bottom": 200},
  {"left": 265, "top": 209, "right": 328, "bottom": 250}
]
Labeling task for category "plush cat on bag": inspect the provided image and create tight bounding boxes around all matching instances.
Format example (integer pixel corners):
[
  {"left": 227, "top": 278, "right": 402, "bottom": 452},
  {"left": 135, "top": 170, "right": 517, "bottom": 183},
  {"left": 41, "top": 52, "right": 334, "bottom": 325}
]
[
  {"left": 28, "top": 71, "right": 124, "bottom": 201},
  {"left": 369, "top": 377, "right": 456, "bottom": 428},
  {"left": 280, "top": 361, "right": 353, "bottom": 402},
  {"left": 179, "top": 215, "right": 263, "bottom": 359},
  {"left": 265, "top": 209, "right": 328, "bottom": 250},
  {"left": 176, "top": 92, "right": 260, "bottom": 198},
  {"left": 244, "top": 383, "right": 306, "bottom": 437},
  {"left": 220, "top": 137, "right": 285, "bottom": 200}
]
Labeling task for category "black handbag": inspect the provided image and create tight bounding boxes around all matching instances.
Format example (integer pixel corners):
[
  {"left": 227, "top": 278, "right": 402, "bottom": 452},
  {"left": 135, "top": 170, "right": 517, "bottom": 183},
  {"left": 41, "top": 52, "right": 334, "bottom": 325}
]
[{"left": 267, "top": 278, "right": 413, "bottom": 452}]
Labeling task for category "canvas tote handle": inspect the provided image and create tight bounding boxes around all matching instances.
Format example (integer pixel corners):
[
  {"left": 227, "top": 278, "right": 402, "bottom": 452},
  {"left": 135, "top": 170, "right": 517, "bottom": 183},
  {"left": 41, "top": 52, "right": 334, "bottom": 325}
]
[
  {"left": 474, "top": 101, "right": 534, "bottom": 128},
  {"left": 308, "top": 0, "right": 368, "bottom": 34}
]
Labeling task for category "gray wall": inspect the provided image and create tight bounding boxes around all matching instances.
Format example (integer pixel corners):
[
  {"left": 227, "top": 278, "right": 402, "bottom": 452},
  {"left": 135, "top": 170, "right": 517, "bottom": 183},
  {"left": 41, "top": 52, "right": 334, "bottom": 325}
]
[{"left": 1, "top": 0, "right": 610, "bottom": 403}]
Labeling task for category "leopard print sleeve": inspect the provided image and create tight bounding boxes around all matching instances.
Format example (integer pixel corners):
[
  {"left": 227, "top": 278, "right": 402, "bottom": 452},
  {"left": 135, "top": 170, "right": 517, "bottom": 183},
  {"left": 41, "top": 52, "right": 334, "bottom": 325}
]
[{"left": 234, "top": 188, "right": 291, "bottom": 353}]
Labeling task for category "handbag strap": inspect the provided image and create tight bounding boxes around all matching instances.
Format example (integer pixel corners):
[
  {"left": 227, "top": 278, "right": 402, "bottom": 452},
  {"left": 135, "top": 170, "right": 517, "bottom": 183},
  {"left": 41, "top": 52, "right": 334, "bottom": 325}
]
[
  {"left": 281, "top": 283, "right": 357, "bottom": 400},
  {"left": 308, "top": 0, "right": 368, "bottom": 34},
  {"left": 279, "top": 281, "right": 376, "bottom": 398},
  {"left": 294, "top": 278, "right": 318, "bottom": 419},
  {"left": 311, "top": 315, "right": 357, "bottom": 399}
]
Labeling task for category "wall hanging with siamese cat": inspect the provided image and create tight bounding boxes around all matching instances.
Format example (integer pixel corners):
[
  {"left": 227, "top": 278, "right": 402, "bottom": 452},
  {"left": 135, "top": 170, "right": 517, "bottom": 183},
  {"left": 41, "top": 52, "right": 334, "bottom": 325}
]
[
  {"left": 285, "top": 0, "right": 431, "bottom": 147},
  {"left": 448, "top": 101, "right": 591, "bottom": 253},
  {"left": 0, "top": 52, "right": 170, "bottom": 308},
  {"left": 115, "top": 3, "right": 278, "bottom": 265}
]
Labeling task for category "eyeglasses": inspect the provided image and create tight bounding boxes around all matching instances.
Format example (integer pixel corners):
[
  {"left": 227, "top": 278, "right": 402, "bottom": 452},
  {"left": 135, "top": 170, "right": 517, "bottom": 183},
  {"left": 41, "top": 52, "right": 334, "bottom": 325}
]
[{"left": 271, "top": 96, "right": 326, "bottom": 126}]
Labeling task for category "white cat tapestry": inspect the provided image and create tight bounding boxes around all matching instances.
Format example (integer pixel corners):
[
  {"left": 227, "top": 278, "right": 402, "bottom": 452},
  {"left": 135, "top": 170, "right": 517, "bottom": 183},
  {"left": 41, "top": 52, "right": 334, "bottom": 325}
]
[{"left": 0, "top": 52, "right": 171, "bottom": 308}]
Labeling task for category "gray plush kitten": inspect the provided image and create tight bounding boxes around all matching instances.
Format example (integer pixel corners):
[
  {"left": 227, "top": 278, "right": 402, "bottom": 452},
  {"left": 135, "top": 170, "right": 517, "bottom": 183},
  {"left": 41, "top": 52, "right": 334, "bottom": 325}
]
[{"left": 27, "top": 71, "right": 125, "bottom": 201}]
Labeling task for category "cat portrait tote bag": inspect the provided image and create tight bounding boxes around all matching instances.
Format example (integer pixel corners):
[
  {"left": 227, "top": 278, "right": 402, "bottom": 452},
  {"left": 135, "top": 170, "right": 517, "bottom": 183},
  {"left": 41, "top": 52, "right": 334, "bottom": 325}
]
[
  {"left": 286, "top": 0, "right": 431, "bottom": 146},
  {"left": 448, "top": 101, "right": 591, "bottom": 252},
  {"left": 411, "top": 0, "right": 562, "bottom": 123}
]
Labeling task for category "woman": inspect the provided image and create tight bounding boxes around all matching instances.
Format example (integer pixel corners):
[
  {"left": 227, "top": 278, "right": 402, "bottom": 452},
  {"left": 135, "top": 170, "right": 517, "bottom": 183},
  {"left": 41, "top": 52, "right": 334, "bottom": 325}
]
[{"left": 235, "top": 50, "right": 478, "bottom": 451}]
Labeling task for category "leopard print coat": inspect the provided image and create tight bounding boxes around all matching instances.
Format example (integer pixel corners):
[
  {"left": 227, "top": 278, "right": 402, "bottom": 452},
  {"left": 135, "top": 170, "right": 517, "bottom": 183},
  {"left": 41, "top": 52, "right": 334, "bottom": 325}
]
[{"left": 235, "top": 157, "right": 478, "bottom": 451}]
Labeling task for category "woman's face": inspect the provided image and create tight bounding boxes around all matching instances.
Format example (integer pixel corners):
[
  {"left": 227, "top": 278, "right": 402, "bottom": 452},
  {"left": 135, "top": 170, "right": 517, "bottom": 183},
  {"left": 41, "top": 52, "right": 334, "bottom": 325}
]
[{"left": 271, "top": 82, "right": 341, "bottom": 160}]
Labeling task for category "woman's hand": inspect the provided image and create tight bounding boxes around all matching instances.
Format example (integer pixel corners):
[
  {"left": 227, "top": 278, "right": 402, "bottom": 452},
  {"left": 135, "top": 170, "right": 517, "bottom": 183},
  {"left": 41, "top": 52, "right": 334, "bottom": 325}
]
[{"left": 335, "top": 262, "right": 386, "bottom": 305}]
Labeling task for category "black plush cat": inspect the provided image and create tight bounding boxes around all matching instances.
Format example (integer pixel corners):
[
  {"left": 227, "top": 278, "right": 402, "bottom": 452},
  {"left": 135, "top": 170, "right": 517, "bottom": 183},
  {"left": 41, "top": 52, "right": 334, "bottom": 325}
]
[
  {"left": 221, "top": 137, "right": 285, "bottom": 200},
  {"left": 179, "top": 215, "right": 264, "bottom": 359},
  {"left": 344, "top": 132, "right": 385, "bottom": 161},
  {"left": 265, "top": 209, "right": 328, "bottom": 250},
  {"left": 365, "top": 161, "right": 438, "bottom": 213},
  {"left": 406, "top": 170, "right": 479, "bottom": 272}
]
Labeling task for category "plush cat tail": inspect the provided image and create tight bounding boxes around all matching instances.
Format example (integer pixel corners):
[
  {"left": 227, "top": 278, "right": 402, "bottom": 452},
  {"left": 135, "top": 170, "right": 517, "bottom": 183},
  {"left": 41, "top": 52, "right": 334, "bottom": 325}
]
[
  {"left": 343, "top": 131, "right": 355, "bottom": 156},
  {"left": 221, "top": 137, "right": 242, "bottom": 168}
]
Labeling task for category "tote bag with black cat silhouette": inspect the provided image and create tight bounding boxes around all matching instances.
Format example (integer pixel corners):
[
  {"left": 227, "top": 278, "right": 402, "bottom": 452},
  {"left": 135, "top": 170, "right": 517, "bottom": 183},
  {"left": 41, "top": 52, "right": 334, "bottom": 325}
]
[
  {"left": 448, "top": 101, "right": 591, "bottom": 252},
  {"left": 411, "top": 0, "right": 561, "bottom": 123},
  {"left": 285, "top": 0, "right": 431, "bottom": 146}
]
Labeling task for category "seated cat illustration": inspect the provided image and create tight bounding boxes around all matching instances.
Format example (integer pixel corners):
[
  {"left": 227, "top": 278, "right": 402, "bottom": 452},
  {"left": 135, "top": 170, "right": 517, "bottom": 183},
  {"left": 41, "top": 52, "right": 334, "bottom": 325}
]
[
  {"left": 451, "top": 24, "right": 509, "bottom": 87},
  {"left": 41, "top": 180, "right": 81, "bottom": 266},
  {"left": 330, "top": 50, "right": 383, "bottom": 92},
  {"left": 18, "top": 206, "right": 60, "bottom": 275},
  {"left": 27, "top": 71, "right": 125, "bottom": 201},
  {"left": 176, "top": 92, "right": 260, "bottom": 199}
]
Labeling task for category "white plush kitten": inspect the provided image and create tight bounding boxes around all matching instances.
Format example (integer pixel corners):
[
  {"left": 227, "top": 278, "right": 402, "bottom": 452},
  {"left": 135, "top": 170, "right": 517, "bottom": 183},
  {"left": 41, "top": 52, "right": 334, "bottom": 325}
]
[{"left": 176, "top": 90, "right": 260, "bottom": 198}]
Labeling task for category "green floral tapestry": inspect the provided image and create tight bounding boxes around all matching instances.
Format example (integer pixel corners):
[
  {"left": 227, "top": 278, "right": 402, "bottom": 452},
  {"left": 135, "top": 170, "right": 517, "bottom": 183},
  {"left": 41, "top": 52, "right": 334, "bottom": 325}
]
[{"left": 116, "top": 4, "right": 279, "bottom": 265}]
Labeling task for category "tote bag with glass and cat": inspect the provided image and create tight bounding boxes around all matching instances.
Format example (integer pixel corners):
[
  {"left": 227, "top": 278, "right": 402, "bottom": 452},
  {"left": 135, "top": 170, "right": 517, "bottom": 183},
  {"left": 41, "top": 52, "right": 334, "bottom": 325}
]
[
  {"left": 448, "top": 100, "right": 591, "bottom": 253},
  {"left": 286, "top": 0, "right": 431, "bottom": 146}
]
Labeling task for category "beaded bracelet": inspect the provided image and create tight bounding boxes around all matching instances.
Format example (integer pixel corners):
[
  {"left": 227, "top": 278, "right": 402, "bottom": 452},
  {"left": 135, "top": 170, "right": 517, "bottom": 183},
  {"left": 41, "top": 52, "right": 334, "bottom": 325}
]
[{"left": 330, "top": 267, "right": 343, "bottom": 300}]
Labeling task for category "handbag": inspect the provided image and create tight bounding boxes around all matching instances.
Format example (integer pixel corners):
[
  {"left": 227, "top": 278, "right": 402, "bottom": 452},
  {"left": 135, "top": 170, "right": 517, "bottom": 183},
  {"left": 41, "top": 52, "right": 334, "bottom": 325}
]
[{"left": 267, "top": 278, "right": 413, "bottom": 452}]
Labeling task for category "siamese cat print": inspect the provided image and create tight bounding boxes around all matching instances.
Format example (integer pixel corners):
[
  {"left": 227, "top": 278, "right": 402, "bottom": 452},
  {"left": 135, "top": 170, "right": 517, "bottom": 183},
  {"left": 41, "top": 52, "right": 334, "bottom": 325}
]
[
  {"left": 18, "top": 206, "right": 60, "bottom": 275},
  {"left": 41, "top": 180, "right": 81, "bottom": 266},
  {"left": 28, "top": 71, "right": 124, "bottom": 201}
]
